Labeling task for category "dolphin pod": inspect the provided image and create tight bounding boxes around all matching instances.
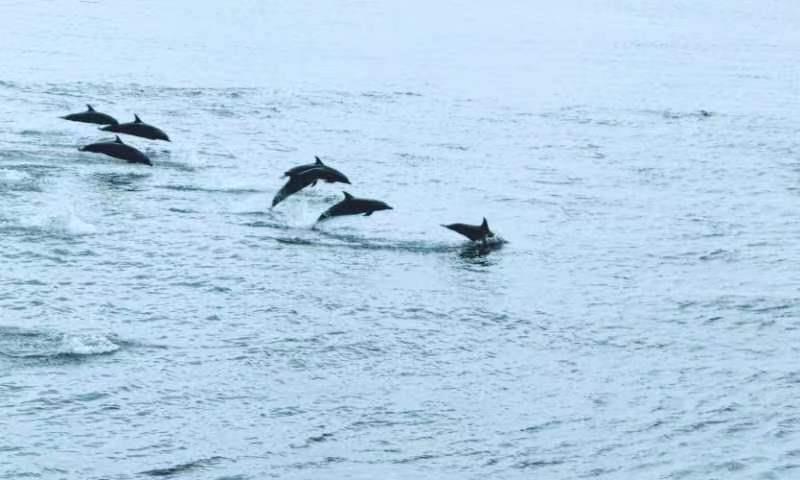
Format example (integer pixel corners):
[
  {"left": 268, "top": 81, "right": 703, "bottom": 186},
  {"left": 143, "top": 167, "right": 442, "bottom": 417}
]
[
  {"left": 61, "top": 103, "right": 501, "bottom": 252},
  {"left": 63, "top": 105, "right": 169, "bottom": 166},
  {"left": 275, "top": 156, "right": 499, "bottom": 248}
]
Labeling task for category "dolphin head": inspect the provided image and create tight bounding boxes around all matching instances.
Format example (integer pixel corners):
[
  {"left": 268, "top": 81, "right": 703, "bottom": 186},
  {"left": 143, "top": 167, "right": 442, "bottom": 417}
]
[
  {"left": 155, "top": 130, "right": 170, "bottom": 142},
  {"left": 79, "top": 143, "right": 99, "bottom": 152},
  {"left": 325, "top": 169, "right": 350, "bottom": 184},
  {"left": 373, "top": 200, "right": 393, "bottom": 212}
]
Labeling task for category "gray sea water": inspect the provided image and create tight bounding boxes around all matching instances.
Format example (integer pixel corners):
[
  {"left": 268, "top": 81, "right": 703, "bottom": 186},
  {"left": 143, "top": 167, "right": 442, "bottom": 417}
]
[{"left": 2, "top": 1, "right": 799, "bottom": 479}]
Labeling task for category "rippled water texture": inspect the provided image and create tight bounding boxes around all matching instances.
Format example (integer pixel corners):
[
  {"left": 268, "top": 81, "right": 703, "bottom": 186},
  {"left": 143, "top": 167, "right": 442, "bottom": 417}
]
[{"left": 1, "top": 1, "right": 799, "bottom": 479}]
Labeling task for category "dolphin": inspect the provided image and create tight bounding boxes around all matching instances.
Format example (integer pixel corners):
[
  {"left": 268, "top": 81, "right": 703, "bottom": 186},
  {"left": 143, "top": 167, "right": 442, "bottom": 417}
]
[
  {"left": 101, "top": 114, "right": 170, "bottom": 141},
  {"left": 442, "top": 218, "right": 494, "bottom": 243},
  {"left": 61, "top": 104, "right": 119, "bottom": 126},
  {"left": 316, "top": 191, "right": 392, "bottom": 222},
  {"left": 272, "top": 158, "right": 350, "bottom": 207},
  {"left": 283, "top": 156, "right": 325, "bottom": 178},
  {"left": 79, "top": 136, "right": 152, "bottom": 165}
]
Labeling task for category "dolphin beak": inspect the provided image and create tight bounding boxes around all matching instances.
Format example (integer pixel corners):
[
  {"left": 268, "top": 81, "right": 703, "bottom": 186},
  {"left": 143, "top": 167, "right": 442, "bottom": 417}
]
[{"left": 78, "top": 146, "right": 86, "bottom": 151}]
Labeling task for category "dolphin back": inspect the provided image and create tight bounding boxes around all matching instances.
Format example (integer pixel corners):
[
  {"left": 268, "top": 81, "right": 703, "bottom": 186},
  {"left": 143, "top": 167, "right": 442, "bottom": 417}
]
[
  {"left": 101, "top": 121, "right": 170, "bottom": 141},
  {"left": 79, "top": 141, "right": 152, "bottom": 165},
  {"left": 63, "top": 111, "right": 119, "bottom": 126},
  {"left": 443, "top": 223, "right": 486, "bottom": 242}
]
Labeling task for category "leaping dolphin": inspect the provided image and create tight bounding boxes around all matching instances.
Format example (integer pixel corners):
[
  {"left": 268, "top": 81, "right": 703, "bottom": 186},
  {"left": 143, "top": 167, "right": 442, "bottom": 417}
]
[
  {"left": 272, "top": 157, "right": 350, "bottom": 207},
  {"left": 79, "top": 136, "right": 152, "bottom": 166},
  {"left": 442, "top": 218, "right": 494, "bottom": 243},
  {"left": 283, "top": 156, "right": 325, "bottom": 178},
  {"left": 101, "top": 114, "right": 170, "bottom": 141},
  {"left": 316, "top": 191, "right": 392, "bottom": 223},
  {"left": 61, "top": 105, "right": 119, "bottom": 126}
]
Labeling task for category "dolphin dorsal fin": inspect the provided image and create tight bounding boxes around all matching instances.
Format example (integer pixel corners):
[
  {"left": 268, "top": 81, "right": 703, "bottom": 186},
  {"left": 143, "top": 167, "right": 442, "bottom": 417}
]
[
  {"left": 315, "top": 156, "right": 324, "bottom": 165},
  {"left": 134, "top": 114, "right": 142, "bottom": 123},
  {"left": 114, "top": 135, "right": 123, "bottom": 144},
  {"left": 343, "top": 191, "right": 354, "bottom": 200},
  {"left": 87, "top": 104, "right": 95, "bottom": 112},
  {"left": 481, "top": 217, "right": 489, "bottom": 229}
]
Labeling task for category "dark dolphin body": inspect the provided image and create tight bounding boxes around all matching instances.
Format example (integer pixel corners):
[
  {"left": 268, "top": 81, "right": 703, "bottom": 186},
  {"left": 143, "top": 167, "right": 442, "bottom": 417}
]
[
  {"left": 61, "top": 104, "right": 119, "bottom": 126},
  {"left": 283, "top": 156, "right": 325, "bottom": 178},
  {"left": 101, "top": 114, "right": 170, "bottom": 141},
  {"left": 79, "top": 136, "right": 152, "bottom": 166},
  {"left": 442, "top": 218, "right": 494, "bottom": 243},
  {"left": 316, "top": 191, "right": 392, "bottom": 222},
  {"left": 272, "top": 158, "right": 350, "bottom": 207}
]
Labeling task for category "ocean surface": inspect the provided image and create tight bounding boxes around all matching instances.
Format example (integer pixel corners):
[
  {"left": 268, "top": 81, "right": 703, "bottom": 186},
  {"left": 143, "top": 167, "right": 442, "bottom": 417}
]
[{"left": 1, "top": 1, "right": 799, "bottom": 479}]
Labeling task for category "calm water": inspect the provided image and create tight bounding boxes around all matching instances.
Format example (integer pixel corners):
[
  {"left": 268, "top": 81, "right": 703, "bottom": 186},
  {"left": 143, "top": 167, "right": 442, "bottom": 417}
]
[{"left": 1, "top": 1, "right": 799, "bottom": 479}]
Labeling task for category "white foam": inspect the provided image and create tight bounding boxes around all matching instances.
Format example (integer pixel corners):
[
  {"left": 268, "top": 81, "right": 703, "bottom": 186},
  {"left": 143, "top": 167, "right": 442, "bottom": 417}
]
[
  {"left": 57, "top": 334, "right": 120, "bottom": 356},
  {"left": 21, "top": 207, "right": 98, "bottom": 236},
  {"left": 0, "top": 169, "right": 32, "bottom": 184}
]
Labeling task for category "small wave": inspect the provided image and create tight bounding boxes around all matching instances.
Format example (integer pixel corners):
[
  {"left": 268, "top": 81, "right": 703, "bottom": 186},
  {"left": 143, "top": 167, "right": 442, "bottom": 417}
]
[
  {"left": 19, "top": 209, "right": 97, "bottom": 236},
  {"left": 278, "top": 229, "right": 462, "bottom": 254},
  {"left": 157, "top": 184, "right": 262, "bottom": 194},
  {"left": 168, "top": 207, "right": 197, "bottom": 214},
  {"left": 0, "top": 169, "right": 33, "bottom": 184},
  {"left": 244, "top": 220, "right": 291, "bottom": 230},
  {"left": 458, "top": 237, "right": 508, "bottom": 258},
  {"left": 92, "top": 172, "right": 151, "bottom": 189},
  {"left": 0, "top": 168, "right": 39, "bottom": 193},
  {"left": 141, "top": 456, "right": 228, "bottom": 477},
  {"left": 0, "top": 327, "right": 121, "bottom": 360}
]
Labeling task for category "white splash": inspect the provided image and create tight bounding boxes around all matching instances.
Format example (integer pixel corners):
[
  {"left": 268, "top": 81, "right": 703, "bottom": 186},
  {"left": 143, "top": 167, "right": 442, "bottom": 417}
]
[{"left": 57, "top": 333, "right": 121, "bottom": 356}]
